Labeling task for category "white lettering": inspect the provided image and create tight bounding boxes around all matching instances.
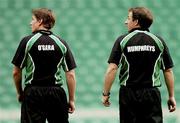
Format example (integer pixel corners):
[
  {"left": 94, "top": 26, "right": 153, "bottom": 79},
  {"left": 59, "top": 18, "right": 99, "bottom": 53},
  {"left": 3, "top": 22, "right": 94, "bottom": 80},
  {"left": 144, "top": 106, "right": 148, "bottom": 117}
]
[
  {"left": 127, "top": 45, "right": 155, "bottom": 52},
  {"left": 38, "top": 45, "right": 55, "bottom": 51}
]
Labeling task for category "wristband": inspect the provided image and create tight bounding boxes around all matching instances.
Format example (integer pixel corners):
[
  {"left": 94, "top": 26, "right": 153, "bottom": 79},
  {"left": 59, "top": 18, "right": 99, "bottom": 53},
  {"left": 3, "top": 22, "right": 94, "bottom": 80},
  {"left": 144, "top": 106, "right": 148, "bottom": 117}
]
[{"left": 102, "top": 91, "right": 110, "bottom": 96}]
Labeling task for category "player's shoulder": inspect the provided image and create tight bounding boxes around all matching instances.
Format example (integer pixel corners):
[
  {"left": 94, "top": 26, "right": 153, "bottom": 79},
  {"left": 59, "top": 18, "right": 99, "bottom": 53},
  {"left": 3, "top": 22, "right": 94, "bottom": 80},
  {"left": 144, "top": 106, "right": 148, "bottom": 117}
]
[
  {"left": 116, "top": 33, "right": 129, "bottom": 43},
  {"left": 21, "top": 33, "right": 36, "bottom": 41},
  {"left": 52, "top": 34, "right": 65, "bottom": 43},
  {"left": 18, "top": 34, "right": 34, "bottom": 46},
  {"left": 146, "top": 31, "right": 164, "bottom": 41},
  {"left": 51, "top": 34, "right": 70, "bottom": 48}
]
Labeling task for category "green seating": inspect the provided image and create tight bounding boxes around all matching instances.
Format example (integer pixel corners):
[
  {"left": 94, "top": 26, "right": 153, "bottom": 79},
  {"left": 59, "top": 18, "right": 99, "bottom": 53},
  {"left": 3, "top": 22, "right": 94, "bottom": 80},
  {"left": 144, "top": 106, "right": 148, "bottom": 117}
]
[{"left": 0, "top": 0, "right": 180, "bottom": 122}]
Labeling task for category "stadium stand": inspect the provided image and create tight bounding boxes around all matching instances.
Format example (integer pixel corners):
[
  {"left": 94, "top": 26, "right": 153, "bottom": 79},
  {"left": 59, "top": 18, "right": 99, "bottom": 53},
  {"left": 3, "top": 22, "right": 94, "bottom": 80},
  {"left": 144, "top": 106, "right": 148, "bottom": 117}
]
[{"left": 0, "top": 0, "right": 179, "bottom": 122}]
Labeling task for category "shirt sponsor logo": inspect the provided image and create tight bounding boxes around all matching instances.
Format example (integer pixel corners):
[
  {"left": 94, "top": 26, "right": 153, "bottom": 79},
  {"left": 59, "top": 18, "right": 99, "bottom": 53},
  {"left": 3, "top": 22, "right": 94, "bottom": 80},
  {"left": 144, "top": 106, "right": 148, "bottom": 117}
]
[
  {"left": 38, "top": 45, "right": 55, "bottom": 51},
  {"left": 127, "top": 45, "right": 155, "bottom": 52}
]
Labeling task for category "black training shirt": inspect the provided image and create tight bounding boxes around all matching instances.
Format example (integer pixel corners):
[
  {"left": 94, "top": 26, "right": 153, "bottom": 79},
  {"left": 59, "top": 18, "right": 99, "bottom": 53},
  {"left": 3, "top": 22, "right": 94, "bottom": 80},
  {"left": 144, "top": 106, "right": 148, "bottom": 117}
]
[
  {"left": 12, "top": 30, "right": 76, "bottom": 85},
  {"left": 108, "top": 28, "right": 173, "bottom": 87}
]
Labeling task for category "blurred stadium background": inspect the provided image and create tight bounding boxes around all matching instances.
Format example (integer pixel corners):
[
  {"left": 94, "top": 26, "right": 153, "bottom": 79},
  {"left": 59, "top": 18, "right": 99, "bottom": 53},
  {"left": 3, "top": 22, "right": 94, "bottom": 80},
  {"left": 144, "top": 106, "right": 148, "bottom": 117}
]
[{"left": 0, "top": 0, "right": 179, "bottom": 122}]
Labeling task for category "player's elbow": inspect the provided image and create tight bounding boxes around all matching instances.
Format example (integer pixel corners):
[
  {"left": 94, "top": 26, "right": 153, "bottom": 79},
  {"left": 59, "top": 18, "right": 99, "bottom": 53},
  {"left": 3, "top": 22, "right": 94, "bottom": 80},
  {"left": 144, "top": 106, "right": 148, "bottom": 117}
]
[
  {"left": 12, "top": 66, "right": 22, "bottom": 78},
  {"left": 66, "top": 69, "right": 76, "bottom": 80}
]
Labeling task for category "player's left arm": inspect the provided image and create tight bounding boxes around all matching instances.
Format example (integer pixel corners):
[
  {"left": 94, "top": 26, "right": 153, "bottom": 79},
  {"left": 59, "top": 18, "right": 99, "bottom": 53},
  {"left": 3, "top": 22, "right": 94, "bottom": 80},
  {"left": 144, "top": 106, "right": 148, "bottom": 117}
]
[
  {"left": 102, "top": 63, "right": 118, "bottom": 107},
  {"left": 12, "top": 66, "right": 23, "bottom": 103}
]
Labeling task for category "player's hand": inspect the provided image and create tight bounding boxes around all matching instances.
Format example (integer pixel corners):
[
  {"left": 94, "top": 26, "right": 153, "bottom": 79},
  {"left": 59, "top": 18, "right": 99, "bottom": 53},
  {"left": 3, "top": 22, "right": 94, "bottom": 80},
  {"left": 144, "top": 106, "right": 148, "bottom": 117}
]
[
  {"left": 167, "top": 97, "right": 176, "bottom": 112},
  {"left": 68, "top": 100, "right": 75, "bottom": 114},
  {"left": 17, "top": 93, "right": 24, "bottom": 103},
  {"left": 102, "top": 95, "right": 111, "bottom": 107}
]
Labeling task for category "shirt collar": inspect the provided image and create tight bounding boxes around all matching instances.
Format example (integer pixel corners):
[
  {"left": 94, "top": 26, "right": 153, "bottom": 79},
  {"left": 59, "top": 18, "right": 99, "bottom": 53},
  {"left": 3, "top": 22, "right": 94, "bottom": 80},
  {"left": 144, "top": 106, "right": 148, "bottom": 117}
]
[
  {"left": 129, "top": 28, "right": 149, "bottom": 33},
  {"left": 33, "top": 30, "right": 52, "bottom": 35}
]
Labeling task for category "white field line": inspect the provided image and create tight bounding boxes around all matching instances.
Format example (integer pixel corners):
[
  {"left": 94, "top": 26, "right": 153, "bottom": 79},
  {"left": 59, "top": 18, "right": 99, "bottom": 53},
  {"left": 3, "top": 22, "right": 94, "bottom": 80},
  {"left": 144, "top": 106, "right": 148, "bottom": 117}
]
[{"left": 0, "top": 108, "right": 179, "bottom": 120}]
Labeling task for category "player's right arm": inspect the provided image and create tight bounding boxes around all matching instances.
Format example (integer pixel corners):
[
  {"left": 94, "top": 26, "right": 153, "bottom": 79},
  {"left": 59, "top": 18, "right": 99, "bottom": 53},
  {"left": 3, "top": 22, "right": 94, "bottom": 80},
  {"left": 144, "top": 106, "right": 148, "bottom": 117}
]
[
  {"left": 65, "top": 69, "right": 76, "bottom": 113},
  {"left": 163, "top": 68, "right": 176, "bottom": 112}
]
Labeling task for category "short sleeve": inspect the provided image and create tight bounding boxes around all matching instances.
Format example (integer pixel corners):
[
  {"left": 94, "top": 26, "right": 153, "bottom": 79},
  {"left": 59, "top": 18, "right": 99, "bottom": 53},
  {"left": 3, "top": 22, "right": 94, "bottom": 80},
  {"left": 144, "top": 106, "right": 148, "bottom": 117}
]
[
  {"left": 11, "top": 37, "right": 30, "bottom": 68},
  {"left": 61, "top": 41, "right": 77, "bottom": 71},
  {"left": 108, "top": 36, "right": 124, "bottom": 66},
  {"left": 161, "top": 39, "right": 174, "bottom": 70}
]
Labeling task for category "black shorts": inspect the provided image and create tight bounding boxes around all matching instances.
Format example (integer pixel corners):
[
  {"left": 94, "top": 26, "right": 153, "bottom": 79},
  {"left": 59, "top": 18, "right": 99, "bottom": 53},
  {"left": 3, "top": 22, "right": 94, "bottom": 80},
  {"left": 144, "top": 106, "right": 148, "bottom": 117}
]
[
  {"left": 119, "top": 86, "right": 162, "bottom": 123},
  {"left": 21, "top": 85, "right": 69, "bottom": 123}
]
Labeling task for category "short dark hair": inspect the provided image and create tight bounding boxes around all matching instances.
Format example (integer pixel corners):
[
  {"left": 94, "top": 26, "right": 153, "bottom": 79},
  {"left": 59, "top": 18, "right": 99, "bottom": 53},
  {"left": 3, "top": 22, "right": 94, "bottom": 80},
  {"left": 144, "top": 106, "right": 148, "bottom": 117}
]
[
  {"left": 129, "top": 7, "right": 153, "bottom": 29},
  {"left": 32, "top": 8, "right": 55, "bottom": 29}
]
